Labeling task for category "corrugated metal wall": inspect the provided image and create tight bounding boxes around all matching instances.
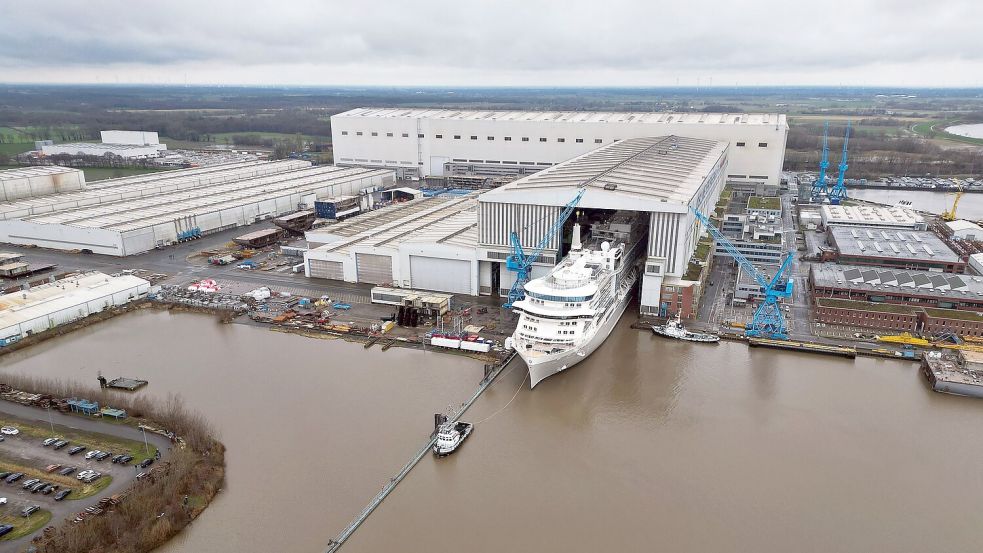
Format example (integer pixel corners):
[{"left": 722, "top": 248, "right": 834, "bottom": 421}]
[
  {"left": 308, "top": 259, "right": 344, "bottom": 280},
  {"left": 479, "top": 201, "right": 561, "bottom": 250},
  {"left": 355, "top": 253, "right": 394, "bottom": 284},
  {"left": 649, "top": 212, "right": 681, "bottom": 274}
]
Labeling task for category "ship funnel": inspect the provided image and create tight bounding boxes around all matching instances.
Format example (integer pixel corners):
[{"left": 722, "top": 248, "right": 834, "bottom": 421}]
[{"left": 571, "top": 222, "right": 583, "bottom": 250}]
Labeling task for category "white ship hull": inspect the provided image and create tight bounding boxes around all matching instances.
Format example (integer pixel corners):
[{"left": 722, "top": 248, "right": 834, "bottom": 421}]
[{"left": 517, "top": 290, "right": 632, "bottom": 388}]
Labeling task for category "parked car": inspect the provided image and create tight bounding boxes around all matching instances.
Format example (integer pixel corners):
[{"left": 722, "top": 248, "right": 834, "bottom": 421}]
[
  {"left": 5, "top": 473, "right": 23, "bottom": 483},
  {"left": 53, "top": 440, "right": 69, "bottom": 449},
  {"left": 84, "top": 450, "right": 102, "bottom": 460},
  {"left": 21, "top": 478, "right": 40, "bottom": 489},
  {"left": 0, "top": 497, "right": 6, "bottom": 505},
  {"left": 68, "top": 446, "right": 86, "bottom": 455},
  {"left": 139, "top": 458, "right": 155, "bottom": 469},
  {"left": 45, "top": 464, "right": 61, "bottom": 472},
  {"left": 42, "top": 438, "right": 58, "bottom": 446},
  {"left": 0, "top": 472, "right": 10, "bottom": 480},
  {"left": 118, "top": 455, "right": 133, "bottom": 465},
  {"left": 53, "top": 489, "right": 71, "bottom": 501},
  {"left": 30, "top": 482, "right": 47, "bottom": 493},
  {"left": 95, "top": 451, "right": 112, "bottom": 461},
  {"left": 83, "top": 474, "right": 101, "bottom": 483},
  {"left": 21, "top": 505, "right": 40, "bottom": 517},
  {"left": 111, "top": 454, "right": 125, "bottom": 464},
  {"left": 0, "top": 426, "right": 19, "bottom": 435},
  {"left": 41, "top": 484, "right": 58, "bottom": 495},
  {"left": 58, "top": 466, "right": 77, "bottom": 476},
  {"left": 0, "top": 524, "right": 12, "bottom": 537},
  {"left": 76, "top": 470, "right": 95, "bottom": 480}
]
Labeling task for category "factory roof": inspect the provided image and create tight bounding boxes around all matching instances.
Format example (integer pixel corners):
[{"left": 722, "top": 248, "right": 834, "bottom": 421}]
[
  {"left": 43, "top": 143, "right": 159, "bottom": 151},
  {"left": 811, "top": 264, "right": 983, "bottom": 300},
  {"left": 0, "top": 166, "right": 83, "bottom": 180},
  {"left": 335, "top": 107, "right": 786, "bottom": 126},
  {"left": 0, "top": 272, "right": 148, "bottom": 334},
  {"left": 828, "top": 226, "right": 960, "bottom": 263},
  {"left": 480, "top": 136, "right": 727, "bottom": 207},
  {"left": 821, "top": 204, "right": 924, "bottom": 226},
  {"left": 945, "top": 220, "right": 983, "bottom": 234},
  {"left": 311, "top": 194, "right": 479, "bottom": 255},
  {"left": 0, "top": 162, "right": 390, "bottom": 232}
]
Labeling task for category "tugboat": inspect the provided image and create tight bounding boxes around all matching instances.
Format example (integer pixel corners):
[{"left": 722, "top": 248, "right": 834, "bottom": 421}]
[
  {"left": 432, "top": 418, "right": 473, "bottom": 457},
  {"left": 651, "top": 313, "right": 720, "bottom": 343}
]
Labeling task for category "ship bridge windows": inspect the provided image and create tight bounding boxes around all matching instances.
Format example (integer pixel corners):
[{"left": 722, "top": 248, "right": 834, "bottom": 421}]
[{"left": 526, "top": 291, "right": 594, "bottom": 302}]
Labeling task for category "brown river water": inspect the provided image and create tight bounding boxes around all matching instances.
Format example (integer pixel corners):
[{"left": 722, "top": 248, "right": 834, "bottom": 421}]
[{"left": 2, "top": 310, "right": 983, "bottom": 553}]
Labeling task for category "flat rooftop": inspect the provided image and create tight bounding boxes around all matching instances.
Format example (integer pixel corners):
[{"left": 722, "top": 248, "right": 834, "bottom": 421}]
[
  {"left": 335, "top": 107, "right": 787, "bottom": 127},
  {"left": 0, "top": 166, "right": 83, "bottom": 181},
  {"left": 829, "top": 226, "right": 960, "bottom": 263},
  {"left": 0, "top": 272, "right": 148, "bottom": 331},
  {"left": 310, "top": 194, "right": 479, "bottom": 255},
  {"left": 811, "top": 263, "right": 983, "bottom": 300},
  {"left": 484, "top": 136, "right": 727, "bottom": 205},
  {"left": 822, "top": 204, "right": 924, "bottom": 226}
]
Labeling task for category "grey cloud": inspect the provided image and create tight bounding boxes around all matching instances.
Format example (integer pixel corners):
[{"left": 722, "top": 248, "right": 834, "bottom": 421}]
[{"left": 0, "top": 0, "right": 980, "bottom": 84}]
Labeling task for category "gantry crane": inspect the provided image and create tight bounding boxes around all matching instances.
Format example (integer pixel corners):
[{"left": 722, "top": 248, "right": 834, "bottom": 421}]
[
  {"left": 810, "top": 121, "right": 831, "bottom": 201},
  {"left": 691, "top": 207, "right": 795, "bottom": 339},
  {"left": 828, "top": 121, "right": 852, "bottom": 205},
  {"left": 503, "top": 188, "right": 585, "bottom": 308}
]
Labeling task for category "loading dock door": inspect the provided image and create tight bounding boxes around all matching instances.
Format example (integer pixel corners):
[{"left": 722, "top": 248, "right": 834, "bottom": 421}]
[
  {"left": 308, "top": 259, "right": 344, "bottom": 281},
  {"left": 356, "top": 253, "right": 394, "bottom": 284},
  {"left": 410, "top": 256, "right": 471, "bottom": 294}
]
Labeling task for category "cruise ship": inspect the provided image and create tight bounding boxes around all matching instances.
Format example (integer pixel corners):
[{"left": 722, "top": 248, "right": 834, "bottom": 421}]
[{"left": 507, "top": 213, "right": 644, "bottom": 388}]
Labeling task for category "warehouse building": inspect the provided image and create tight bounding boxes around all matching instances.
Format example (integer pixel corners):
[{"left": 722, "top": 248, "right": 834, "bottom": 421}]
[
  {"left": 826, "top": 226, "right": 965, "bottom": 273},
  {"left": 945, "top": 220, "right": 983, "bottom": 241},
  {"left": 820, "top": 204, "right": 927, "bottom": 230},
  {"left": 0, "top": 272, "right": 149, "bottom": 345},
  {"left": 304, "top": 193, "right": 480, "bottom": 294},
  {"left": 0, "top": 166, "right": 86, "bottom": 202},
  {"left": 810, "top": 264, "right": 983, "bottom": 311},
  {"left": 477, "top": 135, "right": 727, "bottom": 315},
  {"left": 0, "top": 161, "right": 392, "bottom": 256},
  {"left": 41, "top": 129, "right": 168, "bottom": 159},
  {"left": 331, "top": 108, "right": 785, "bottom": 189}
]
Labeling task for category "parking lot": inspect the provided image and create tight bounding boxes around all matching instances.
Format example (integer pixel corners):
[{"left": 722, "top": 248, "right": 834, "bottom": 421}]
[{"left": 0, "top": 404, "right": 170, "bottom": 549}]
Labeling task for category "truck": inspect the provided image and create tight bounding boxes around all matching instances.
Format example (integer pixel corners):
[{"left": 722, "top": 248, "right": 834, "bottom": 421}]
[{"left": 208, "top": 255, "right": 237, "bottom": 266}]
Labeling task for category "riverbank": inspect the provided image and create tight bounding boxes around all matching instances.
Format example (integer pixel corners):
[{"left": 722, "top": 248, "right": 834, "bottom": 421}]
[{"left": 0, "top": 374, "right": 225, "bottom": 553}]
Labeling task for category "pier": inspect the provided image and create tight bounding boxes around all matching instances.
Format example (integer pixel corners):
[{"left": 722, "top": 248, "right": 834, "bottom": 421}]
[{"left": 325, "top": 351, "right": 518, "bottom": 553}]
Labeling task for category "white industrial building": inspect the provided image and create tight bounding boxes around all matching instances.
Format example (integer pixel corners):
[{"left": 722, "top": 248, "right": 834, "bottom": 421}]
[
  {"left": 331, "top": 108, "right": 786, "bottom": 188},
  {"left": 0, "top": 272, "right": 149, "bottom": 345},
  {"left": 0, "top": 166, "right": 86, "bottom": 202},
  {"left": 304, "top": 193, "right": 480, "bottom": 294},
  {"left": 969, "top": 253, "right": 983, "bottom": 276},
  {"left": 41, "top": 129, "right": 167, "bottom": 159},
  {"left": 945, "top": 220, "right": 983, "bottom": 241},
  {"left": 478, "top": 135, "right": 728, "bottom": 315},
  {"left": 0, "top": 161, "right": 393, "bottom": 256},
  {"left": 820, "top": 204, "right": 927, "bottom": 230}
]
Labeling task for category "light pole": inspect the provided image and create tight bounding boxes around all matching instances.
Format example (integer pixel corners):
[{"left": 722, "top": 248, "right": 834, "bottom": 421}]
[
  {"left": 45, "top": 406, "right": 54, "bottom": 434},
  {"left": 140, "top": 425, "right": 150, "bottom": 456}
]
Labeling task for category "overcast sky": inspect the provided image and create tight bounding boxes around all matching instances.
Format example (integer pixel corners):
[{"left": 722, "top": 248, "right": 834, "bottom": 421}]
[{"left": 1, "top": 0, "right": 980, "bottom": 87}]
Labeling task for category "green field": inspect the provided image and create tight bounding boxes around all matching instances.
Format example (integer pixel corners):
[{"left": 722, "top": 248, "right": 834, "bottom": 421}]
[
  {"left": 210, "top": 131, "right": 329, "bottom": 143},
  {"left": 911, "top": 120, "right": 983, "bottom": 146},
  {"left": 0, "top": 509, "right": 52, "bottom": 541}
]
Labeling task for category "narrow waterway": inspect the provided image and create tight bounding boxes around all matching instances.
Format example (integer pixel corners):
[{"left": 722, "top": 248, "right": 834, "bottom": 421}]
[{"left": 2, "top": 310, "right": 983, "bottom": 552}]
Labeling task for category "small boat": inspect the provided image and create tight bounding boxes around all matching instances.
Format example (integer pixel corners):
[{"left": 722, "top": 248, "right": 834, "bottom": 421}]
[
  {"left": 432, "top": 421, "right": 473, "bottom": 457},
  {"left": 651, "top": 313, "right": 720, "bottom": 343}
]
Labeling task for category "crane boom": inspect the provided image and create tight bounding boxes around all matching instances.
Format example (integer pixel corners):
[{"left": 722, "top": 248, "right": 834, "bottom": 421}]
[
  {"left": 690, "top": 206, "right": 795, "bottom": 339},
  {"left": 811, "top": 121, "right": 831, "bottom": 201},
  {"left": 503, "top": 188, "right": 585, "bottom": 308},
  {"left": 829, "top": 122, "right": 851, "bottom": 204}
]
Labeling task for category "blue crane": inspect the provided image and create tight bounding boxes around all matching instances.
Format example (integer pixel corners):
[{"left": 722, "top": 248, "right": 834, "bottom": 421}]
[
  {"left": 503, "top": 188, "right": 586, "bottom": 308},
  {"left": 690, "top": 207, "right": 795, "bottom": 339},
  {"left": 810, "top": 121, "right": 831, "bottom": 201},
  {"left": 828, "top": 122, "right": 852, "bottom": 205}
]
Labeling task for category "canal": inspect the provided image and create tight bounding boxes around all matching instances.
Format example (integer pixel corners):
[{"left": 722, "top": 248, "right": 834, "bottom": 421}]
[{"left": 2, "top": 310, "right": 983, "bottom": 552}]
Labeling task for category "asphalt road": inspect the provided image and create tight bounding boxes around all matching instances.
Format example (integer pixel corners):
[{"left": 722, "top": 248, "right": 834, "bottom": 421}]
[{"left": 0, "top": 402, "right": 171, "bottom": 551}]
